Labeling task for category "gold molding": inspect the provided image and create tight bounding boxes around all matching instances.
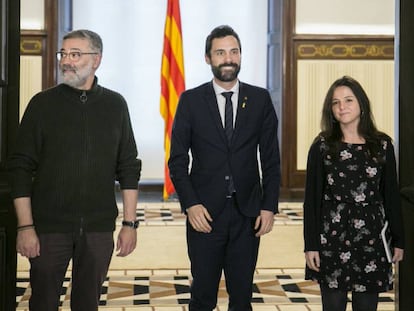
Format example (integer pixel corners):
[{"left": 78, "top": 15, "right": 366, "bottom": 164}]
[
  {"left": 20, "top": 31, "right": 47, "bottom": 55},
  {"left": 297, "top": 43, "right": 394, "bottom": 59},
  {"left": 20, "top": 38, "right": 43, "bottom": 54}
]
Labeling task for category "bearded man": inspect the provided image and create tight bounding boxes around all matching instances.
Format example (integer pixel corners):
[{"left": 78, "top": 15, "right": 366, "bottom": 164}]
[
  {"left": 168, "top": 25, "right": 281, "bottom": 311},
  {"left": 8, "top": 29, "right": 141, "bottom": 311}
]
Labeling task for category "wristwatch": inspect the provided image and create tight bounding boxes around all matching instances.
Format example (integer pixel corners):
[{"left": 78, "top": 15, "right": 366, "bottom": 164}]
[{"left": 122, "top": 220, "right": 139, "bottom": 229}]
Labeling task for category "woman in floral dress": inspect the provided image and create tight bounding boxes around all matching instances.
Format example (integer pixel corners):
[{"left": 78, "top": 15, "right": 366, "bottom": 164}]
[{"left": 303, "top": 76, "right": 405, "bottom": 311}]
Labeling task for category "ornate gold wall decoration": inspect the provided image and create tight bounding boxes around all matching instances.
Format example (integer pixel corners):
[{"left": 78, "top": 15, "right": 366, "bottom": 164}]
[
  {"left": 20, "top": 31, "right": 46, "bottom": 56},
  {"left": 297, "top": 42, "right": 394, "bottom": 59},
  {"left": 20, "top": 38, "right": 43, "bottom": 55}
]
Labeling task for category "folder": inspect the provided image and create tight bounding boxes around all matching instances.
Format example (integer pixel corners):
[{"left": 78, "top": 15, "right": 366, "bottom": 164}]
[{"left": 381, "top": 220, "right": 393, "bottom": 263}]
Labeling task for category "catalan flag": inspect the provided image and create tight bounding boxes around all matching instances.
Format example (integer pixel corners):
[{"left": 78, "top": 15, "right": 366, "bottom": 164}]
[{"left": 160, "top": 0, "right": 185, "bottom": 200}]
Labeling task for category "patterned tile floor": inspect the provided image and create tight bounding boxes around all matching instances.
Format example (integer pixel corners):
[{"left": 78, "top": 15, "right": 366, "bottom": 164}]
[
  {"left": 16, "top": 201, "right": 396, "bottom": 310},
  {"left": 15, "top": 269, "right": 396, "bottom": 311},
  {"left": 121, "top": 201, "right": 305, "bottom": 227}
]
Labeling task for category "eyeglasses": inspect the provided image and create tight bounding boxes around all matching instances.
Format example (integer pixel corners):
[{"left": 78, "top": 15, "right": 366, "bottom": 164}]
[{"left": 56, "top": 51, "right": 99, "bottom": 61}]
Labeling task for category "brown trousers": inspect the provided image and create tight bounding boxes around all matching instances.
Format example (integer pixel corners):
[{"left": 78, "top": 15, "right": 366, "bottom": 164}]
[{"left": 28, "top": 231, "right": 114, "bottom": 311}]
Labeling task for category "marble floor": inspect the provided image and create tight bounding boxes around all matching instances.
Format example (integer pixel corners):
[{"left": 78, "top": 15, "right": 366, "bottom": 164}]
[{"left": 16, "top": 198, "right": 396, "bottom": 310}]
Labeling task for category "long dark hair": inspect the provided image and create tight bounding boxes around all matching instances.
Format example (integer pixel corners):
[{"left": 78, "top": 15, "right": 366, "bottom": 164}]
[{"left": 319, "top": 75, "right": 389, "bottom": 158}]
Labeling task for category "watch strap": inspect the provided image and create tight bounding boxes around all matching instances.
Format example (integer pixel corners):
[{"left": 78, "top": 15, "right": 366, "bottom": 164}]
[{"left": 122, "top": 220, "right": 139, "bottom": 229}]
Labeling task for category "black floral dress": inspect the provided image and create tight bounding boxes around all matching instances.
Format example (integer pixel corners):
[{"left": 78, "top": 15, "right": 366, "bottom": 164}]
[{"left": 304, "top": 137, "right": 402, "bottom": 293}]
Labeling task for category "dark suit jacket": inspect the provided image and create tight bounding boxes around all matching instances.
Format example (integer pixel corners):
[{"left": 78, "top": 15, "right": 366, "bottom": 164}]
[{"left": 168, "top": 81, "right": 280, "bottom": 219}]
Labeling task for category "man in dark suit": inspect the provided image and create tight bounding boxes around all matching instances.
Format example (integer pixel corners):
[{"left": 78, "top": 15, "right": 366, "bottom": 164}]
[{"left": 168, "top": 25, "right": 280, "bottom": 311}]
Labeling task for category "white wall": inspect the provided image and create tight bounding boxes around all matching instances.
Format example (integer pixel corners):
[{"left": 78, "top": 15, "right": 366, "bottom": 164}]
[
  {"left": 296, "top": 0, "right": 394, "bottom": 34},
  {"left": 21, "top": 0, "right": 44, "bottom": 29},
  {"left": 72, "top": 0, "right": 268, "bottom": 182}
]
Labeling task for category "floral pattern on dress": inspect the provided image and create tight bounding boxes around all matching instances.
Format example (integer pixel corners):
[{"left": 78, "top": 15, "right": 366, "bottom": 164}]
[{"left": 307, "top": 138, "right": 393, "bottom": 293}]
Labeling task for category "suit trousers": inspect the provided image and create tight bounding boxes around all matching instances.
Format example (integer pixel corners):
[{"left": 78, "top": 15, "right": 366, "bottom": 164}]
[
  {"left": 187, "top": 196, "right": 260, "bottom": 311},
  {"left": 28, "top": 231, "right": 114, "bottom": 311}
]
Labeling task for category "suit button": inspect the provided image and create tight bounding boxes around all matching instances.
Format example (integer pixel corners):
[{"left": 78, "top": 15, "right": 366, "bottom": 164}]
[{"left": 225, "top": 175, "right": 230, "bottom": 180}]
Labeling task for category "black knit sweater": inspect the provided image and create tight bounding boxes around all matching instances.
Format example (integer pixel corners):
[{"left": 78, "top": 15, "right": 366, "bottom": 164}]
[{"left": 8, "top": 78, "right": 141, "bottom": 233}]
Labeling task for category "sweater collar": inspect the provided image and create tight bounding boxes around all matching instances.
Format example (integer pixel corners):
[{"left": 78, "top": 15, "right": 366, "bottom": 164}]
[{"left": 59, "top": 76, "right": 101, "bottom": 104}]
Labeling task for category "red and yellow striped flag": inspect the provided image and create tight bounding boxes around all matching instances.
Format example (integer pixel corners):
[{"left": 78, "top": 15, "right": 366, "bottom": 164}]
[{"left": 160, "top": 0, "right": 185, "bottom": 200}]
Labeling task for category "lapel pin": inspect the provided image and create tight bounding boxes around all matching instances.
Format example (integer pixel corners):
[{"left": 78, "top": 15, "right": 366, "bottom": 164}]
[{"left": 242, "top": 97, "right": 247, "bottom": 108}]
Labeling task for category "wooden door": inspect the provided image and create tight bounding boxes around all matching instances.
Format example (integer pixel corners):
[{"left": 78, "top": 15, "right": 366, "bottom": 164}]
[
  {"left": 398, "top": 1, "right": 414, "bottom": 310},
  {"left": 0, "top": 0, "right": 20, "bottom": 310}
]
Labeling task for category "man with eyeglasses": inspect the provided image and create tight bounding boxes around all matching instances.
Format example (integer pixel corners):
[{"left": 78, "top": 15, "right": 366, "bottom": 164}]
[{"left": 8, "top": 29, "right": 141, "bottom": 311}]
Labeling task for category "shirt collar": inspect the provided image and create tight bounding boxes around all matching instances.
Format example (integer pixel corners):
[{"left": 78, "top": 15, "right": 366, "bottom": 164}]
[{"left": 212, "top": 80, "right": 239, "bottom": 96}]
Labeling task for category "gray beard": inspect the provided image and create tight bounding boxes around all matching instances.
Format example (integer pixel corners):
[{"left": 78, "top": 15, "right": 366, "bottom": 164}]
[{"left": 60, "top": 72, "right": 88, "bottom": 89}]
